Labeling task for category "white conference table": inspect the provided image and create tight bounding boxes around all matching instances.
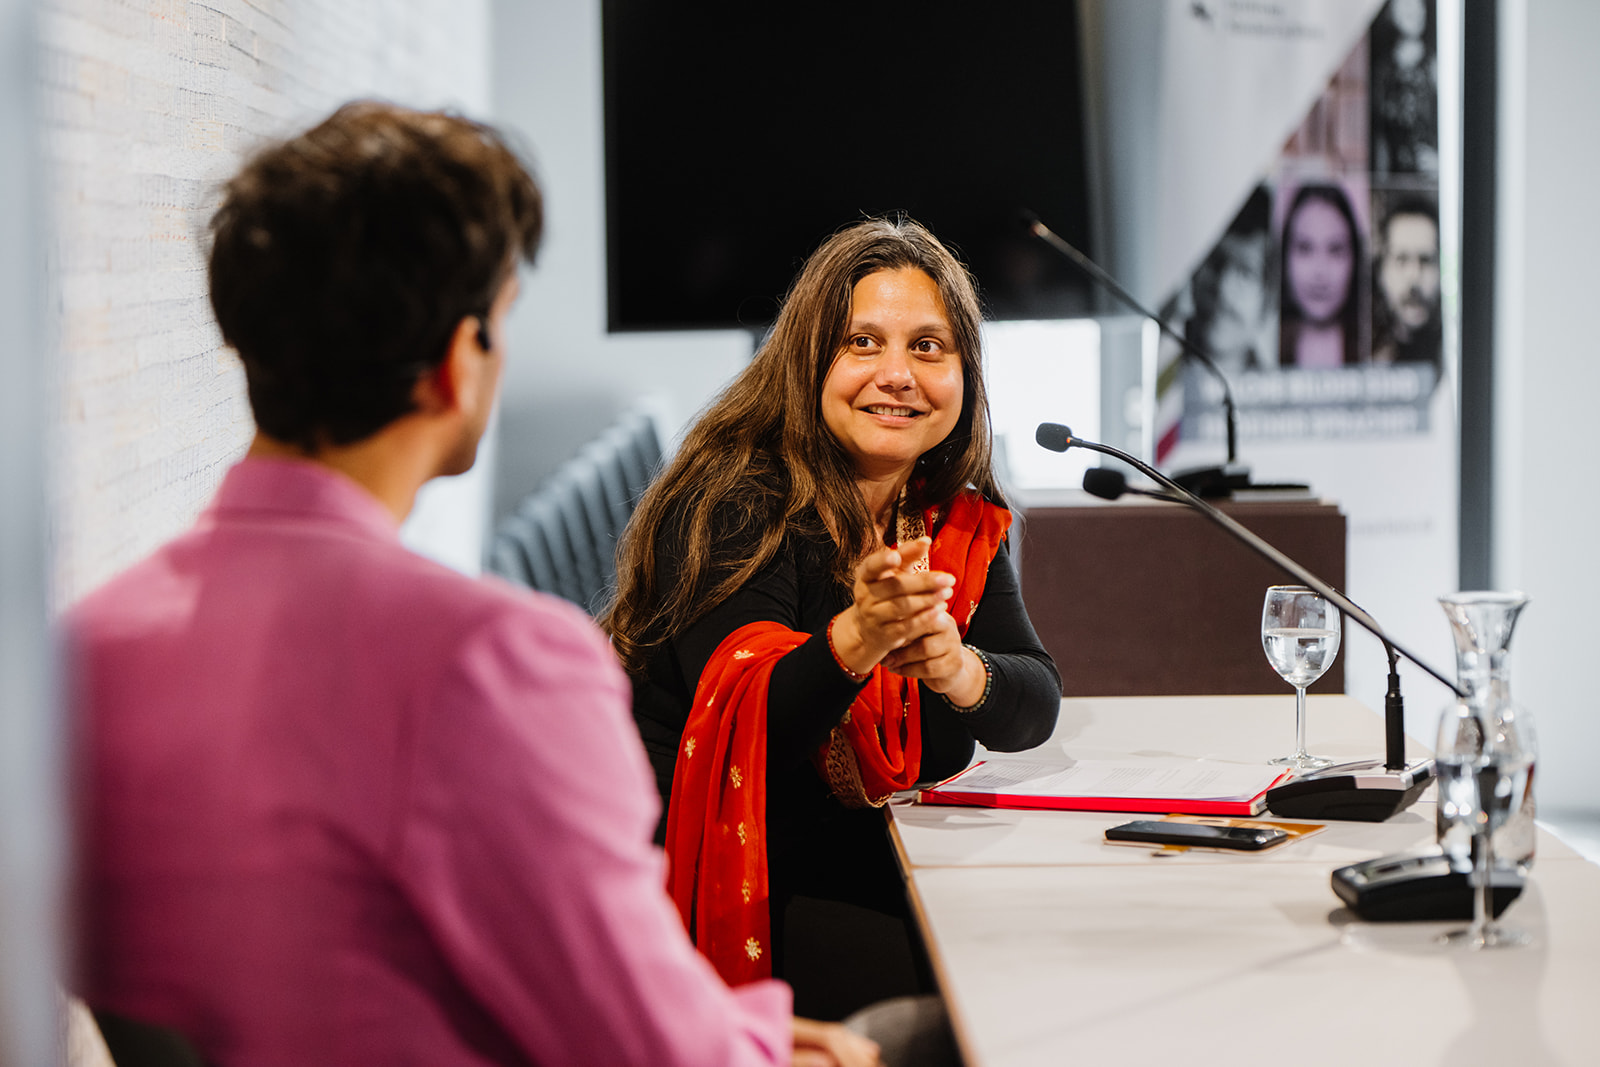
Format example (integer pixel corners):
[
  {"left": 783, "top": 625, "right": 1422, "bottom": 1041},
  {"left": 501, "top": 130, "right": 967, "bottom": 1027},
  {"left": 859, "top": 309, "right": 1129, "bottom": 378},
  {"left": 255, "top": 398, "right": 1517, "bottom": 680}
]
[{"left": 887, "top": 695, "right": 1600, "bottom": 1067}]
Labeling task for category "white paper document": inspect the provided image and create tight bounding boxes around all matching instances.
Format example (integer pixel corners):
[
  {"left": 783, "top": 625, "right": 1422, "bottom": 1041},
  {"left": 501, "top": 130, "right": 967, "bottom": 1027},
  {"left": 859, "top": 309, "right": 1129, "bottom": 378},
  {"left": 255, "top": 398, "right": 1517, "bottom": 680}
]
[{"left": 936, "top": 759, "right": 1286, "bottom": 802}]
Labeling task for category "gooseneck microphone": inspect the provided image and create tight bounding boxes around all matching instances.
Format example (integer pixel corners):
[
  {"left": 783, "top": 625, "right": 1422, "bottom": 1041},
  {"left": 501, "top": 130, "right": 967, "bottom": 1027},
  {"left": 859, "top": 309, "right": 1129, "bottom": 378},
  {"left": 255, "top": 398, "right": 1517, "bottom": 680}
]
[
  {"left": 1023, "top": 211, "right": 1267, "bottom": 497},
  {"left": 1037, "top": 422, "right": 1458, "bottom": 696},
  {"left": 1037, "top": 422, "right": 1462, "bottom": 820},
  {"left": 1081, "top": 467, "right": 1177, "bottom": 503},
  {"left": 1082, "top": 459, "right": 1414, "bottom": 773}
]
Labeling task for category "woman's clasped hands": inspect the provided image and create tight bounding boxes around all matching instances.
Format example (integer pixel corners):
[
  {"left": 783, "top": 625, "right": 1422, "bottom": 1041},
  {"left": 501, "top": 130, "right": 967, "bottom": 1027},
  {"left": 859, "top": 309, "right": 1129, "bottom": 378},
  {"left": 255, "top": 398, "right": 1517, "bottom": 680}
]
[{"left": 828, "top": 537, "right": 988, "bottom": 708}]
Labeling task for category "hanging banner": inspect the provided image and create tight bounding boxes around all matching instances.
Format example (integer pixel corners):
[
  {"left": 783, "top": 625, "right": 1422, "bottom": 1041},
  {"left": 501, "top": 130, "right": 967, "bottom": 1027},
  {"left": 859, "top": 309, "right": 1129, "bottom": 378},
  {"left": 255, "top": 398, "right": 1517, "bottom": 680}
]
[
  {"left": 1109, "top": 0, "right": 1456, "bottom": 721},
  {"left": 1154, "top": 0, "right": 1439, "bottom": 461}
]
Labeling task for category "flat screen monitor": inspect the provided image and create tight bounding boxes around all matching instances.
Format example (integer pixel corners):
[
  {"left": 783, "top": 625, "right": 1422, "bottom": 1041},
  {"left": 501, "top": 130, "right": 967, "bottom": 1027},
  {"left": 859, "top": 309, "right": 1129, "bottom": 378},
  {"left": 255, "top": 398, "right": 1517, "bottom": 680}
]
[{"left": 602, "top": 1, "right": 1095, "bottom": 332}]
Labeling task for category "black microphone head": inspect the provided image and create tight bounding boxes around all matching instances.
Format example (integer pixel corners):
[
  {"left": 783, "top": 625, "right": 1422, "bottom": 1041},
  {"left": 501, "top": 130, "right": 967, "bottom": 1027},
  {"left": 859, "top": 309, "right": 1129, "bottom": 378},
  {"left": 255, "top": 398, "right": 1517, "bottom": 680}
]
[
  {"left": 1035, "top": 422, "right": 1074, "bottom": 453},
  {"left": 1018, "top": 207, "right": 1042, "bottom": 232},
  {"left": 1082, "top": 467, "right": 1129, "bottom": 501}
]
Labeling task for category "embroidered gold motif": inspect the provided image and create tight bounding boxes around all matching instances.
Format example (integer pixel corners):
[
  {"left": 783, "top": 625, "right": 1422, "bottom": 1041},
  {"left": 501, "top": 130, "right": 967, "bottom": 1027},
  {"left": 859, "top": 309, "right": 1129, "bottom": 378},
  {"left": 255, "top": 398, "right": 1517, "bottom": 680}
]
[
  {"left": 896, "top": 490, "right": 930, "bottom": 573},
  {"left": 736, "top": 822, "right": 747, "bottom": 845},
  {"left": 684, "top": 737, "right": 696, "bottom": 759},
  {"left": 821, "top": 724, "right": 892, "bottom": 809},
  {"left": 741, "top": 880, "right": 752, "bottom": 903},
  {"left": 729, "top": 765, "right": 743, "bottom": 789},
  {"left": 733, "top": 649, "right": 754, "bottom": 660},
  {"left": 745, "top": 937, "right": 762, "bottom": 961}
]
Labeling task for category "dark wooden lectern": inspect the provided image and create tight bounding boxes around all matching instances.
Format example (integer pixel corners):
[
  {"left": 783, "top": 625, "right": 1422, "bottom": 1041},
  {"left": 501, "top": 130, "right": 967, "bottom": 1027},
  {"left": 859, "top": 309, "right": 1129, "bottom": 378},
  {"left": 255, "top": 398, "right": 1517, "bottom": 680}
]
[{"left": 1016, "top": 491, "right": 1347, "bottom": 697}]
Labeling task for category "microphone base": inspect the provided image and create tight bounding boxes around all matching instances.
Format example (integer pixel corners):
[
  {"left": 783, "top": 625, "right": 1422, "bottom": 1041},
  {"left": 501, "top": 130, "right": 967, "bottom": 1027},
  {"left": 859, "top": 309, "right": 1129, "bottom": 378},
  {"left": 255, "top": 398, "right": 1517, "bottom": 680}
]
[
  {"left": 1169, "top": 464, "right": 1311, "bottom": 500},
  {"left": 1169, "top": 464, "right": 1252, "bottom": 498},
  {"left": 1264, "top": 758, "right": 1433, "bottom": 822},
  {"left": 1332, "top": 848, "right": 1524, "bottom": 921}
]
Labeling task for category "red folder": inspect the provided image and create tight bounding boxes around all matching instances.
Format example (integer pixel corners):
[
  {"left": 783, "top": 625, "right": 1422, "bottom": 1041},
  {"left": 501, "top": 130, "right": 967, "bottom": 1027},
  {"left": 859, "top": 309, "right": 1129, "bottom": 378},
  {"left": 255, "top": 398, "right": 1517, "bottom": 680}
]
[{"left": 918, "top": 761, "right": 1292, "bottom": 817}]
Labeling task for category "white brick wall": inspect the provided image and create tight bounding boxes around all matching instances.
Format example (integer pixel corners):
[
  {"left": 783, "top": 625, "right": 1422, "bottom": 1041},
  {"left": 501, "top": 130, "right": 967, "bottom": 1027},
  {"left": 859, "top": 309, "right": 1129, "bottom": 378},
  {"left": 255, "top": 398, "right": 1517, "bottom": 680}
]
[{"left": 43, "top": 0, "right": 491, "bottom": 606}]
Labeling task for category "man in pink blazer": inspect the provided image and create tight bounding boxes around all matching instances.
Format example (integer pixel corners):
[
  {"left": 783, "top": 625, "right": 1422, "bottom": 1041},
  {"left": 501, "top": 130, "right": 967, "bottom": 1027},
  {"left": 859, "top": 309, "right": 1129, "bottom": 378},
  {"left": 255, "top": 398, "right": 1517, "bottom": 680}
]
[{"left": 70, "top": 102, "right": 877, "bottom": 1067}]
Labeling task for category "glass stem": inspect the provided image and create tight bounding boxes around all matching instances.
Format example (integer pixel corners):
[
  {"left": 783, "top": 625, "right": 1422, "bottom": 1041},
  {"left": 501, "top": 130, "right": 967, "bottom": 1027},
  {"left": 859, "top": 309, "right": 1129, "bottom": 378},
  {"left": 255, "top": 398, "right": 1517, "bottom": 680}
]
[
  {"left": 1294, "top": 685, "right": 1308, "bottom": 759},
  {"left": 1469, "top": 814, "right": 1490, "bottom": 946}
]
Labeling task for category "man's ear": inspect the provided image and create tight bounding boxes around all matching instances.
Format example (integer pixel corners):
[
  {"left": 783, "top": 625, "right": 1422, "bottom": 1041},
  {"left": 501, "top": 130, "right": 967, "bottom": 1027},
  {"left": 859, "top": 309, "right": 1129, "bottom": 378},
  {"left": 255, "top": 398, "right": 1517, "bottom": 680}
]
[{"left": 414, "top": 316, "right": 486, "bottom": 416}]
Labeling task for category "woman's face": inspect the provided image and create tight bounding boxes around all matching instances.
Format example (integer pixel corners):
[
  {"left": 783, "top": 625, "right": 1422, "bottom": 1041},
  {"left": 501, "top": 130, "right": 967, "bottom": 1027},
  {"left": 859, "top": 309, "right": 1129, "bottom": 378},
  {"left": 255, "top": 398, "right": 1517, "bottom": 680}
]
[
  {"left": 1285, "top": 197, "right": 1355, "bottom": 325},
  {"left": 821, "top": 267, "right": 964, "bottom": 485}
]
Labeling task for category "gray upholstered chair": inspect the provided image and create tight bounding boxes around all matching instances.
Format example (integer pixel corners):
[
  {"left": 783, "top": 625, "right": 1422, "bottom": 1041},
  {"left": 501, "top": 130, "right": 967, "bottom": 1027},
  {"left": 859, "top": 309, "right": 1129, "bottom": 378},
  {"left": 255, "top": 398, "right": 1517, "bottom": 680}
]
[{"left": 488, "top": 411, "right": 663, "bottom": 615}]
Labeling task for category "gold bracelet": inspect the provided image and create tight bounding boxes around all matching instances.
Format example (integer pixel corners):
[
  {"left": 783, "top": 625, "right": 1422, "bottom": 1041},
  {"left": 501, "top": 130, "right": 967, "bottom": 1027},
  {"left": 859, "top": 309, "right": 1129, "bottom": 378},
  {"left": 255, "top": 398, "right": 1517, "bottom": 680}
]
[{"left": 826, "top": 614, "right": 870, "bottom": 683}]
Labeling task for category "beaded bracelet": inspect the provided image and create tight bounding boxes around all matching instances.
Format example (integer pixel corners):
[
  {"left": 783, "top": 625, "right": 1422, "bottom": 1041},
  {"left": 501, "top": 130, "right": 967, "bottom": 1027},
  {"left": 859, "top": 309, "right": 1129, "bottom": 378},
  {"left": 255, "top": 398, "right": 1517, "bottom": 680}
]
[
  {"left": 826, "top": 614, "right": 870, "bottom": 683},
  {"left": 940, "top": 644, "right": 993, "bottom": 711}
]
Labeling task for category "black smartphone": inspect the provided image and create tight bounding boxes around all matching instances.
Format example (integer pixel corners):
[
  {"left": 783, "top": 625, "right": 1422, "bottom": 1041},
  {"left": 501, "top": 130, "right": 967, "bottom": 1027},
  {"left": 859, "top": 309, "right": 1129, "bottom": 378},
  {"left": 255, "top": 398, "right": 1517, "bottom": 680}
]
[{"left": 1104, "top": 820, "right": 1289, "bottom": 851}]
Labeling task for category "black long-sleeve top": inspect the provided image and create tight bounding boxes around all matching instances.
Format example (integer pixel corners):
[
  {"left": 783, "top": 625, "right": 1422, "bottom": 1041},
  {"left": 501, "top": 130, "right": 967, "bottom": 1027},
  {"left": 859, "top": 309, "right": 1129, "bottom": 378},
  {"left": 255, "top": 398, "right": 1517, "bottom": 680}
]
[{"left": 630, "top": 505, "right": 1061, "bottom": 932}]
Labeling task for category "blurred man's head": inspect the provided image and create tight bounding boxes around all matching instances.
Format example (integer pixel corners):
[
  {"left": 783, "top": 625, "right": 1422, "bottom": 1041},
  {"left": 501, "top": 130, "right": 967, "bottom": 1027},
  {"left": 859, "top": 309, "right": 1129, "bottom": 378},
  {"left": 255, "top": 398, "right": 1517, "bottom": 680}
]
[
  {"left": 1192, "top": 185, "right": 1273, "bottom": 369},
  {"left": 1194, "top": 230, "right": 1270, "bottom": 354},
  {"left": 1376, "top": 201, "right": 1440, "bottom": 342},
  {"left": 207, "top": 102, "right": 543, "bottom": 457}
]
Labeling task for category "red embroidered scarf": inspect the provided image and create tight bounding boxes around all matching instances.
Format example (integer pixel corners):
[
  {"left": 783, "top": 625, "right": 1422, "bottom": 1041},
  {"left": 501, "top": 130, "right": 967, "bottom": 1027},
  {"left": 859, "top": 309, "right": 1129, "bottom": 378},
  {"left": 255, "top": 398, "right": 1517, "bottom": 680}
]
[{"left": 664, "top": 492, "right": 1011, "bottom": 984}]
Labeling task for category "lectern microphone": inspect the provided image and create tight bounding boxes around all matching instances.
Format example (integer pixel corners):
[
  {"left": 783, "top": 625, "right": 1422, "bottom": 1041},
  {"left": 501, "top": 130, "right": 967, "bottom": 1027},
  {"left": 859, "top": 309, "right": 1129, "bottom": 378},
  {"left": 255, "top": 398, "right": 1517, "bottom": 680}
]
[
  {"left": 1035, "top": 421, "right": 1461, "bottom": 821},
  {"left": 1023, "top": 212, "right": 1270, "bottom": 497},
  {"left": 1081, "top": 466, "right": 1177, "bottom": 503}
]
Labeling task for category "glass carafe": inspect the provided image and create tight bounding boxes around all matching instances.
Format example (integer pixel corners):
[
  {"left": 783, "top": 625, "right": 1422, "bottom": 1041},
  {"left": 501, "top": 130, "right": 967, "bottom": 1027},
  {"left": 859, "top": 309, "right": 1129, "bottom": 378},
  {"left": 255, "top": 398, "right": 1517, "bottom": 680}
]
[
  {"left": 1436, "top": 591, "right": 1536, "bottom": 876},
  {"left": 1435, "top": 591, "right": 1535, "bottom": 948}
]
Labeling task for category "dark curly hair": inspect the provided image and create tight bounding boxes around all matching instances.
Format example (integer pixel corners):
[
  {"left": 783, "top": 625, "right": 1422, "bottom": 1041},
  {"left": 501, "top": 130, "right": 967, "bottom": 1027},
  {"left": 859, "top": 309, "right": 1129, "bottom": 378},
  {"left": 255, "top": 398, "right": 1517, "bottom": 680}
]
[{"left": 207, "top": 100, "right": 543, "bottom": 450}]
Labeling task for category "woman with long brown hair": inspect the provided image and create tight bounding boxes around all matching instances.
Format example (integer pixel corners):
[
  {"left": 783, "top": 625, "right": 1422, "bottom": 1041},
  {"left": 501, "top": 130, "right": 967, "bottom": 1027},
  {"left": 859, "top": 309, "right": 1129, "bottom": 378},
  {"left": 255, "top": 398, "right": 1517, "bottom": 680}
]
[
  {"left": 1278, "top": 182, "right": 1365, "bottom": 368},
  {"left": 602, "top": 217, "right": 1059, "bottom": 1017}
]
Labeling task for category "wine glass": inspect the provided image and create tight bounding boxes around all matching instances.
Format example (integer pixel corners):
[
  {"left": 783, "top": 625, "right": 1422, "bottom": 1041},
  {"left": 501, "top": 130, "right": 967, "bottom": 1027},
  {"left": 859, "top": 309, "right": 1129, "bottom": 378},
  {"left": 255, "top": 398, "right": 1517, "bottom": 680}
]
[{"left": 1261, "top": 585, "right": 1341, "bottom": 770}]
